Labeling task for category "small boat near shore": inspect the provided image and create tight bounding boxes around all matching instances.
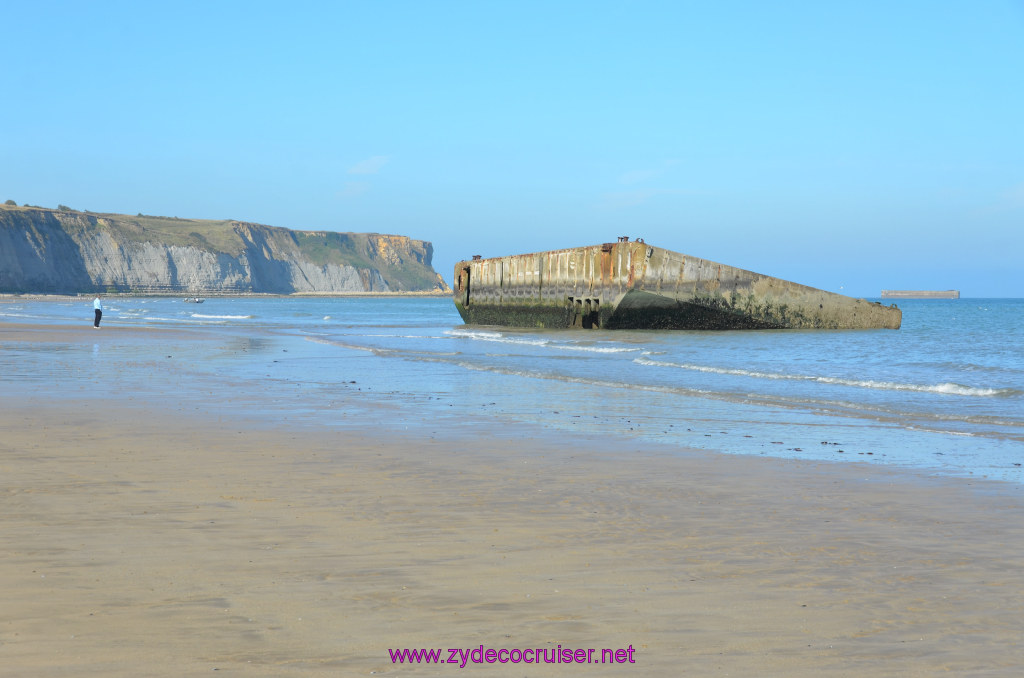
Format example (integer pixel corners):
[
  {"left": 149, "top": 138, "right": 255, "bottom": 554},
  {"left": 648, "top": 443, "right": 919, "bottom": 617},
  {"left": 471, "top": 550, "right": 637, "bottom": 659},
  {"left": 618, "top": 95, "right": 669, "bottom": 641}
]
[{"left": 183, "top": 296, "right": 205, "bottom": 303}]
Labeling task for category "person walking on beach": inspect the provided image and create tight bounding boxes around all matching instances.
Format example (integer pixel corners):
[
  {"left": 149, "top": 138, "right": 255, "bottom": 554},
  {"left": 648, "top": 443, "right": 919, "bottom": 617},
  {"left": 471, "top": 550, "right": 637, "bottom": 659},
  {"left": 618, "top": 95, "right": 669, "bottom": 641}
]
[{"left": 93, "top": 295, "right": 103, "bottom": 328}]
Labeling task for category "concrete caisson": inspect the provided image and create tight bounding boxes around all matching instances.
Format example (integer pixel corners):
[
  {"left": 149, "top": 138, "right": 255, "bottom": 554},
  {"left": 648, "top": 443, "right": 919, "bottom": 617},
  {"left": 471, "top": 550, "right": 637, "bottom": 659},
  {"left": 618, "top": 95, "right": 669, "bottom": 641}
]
[{"left": 454, "top": 240, "right": 901, "bottom": 330}]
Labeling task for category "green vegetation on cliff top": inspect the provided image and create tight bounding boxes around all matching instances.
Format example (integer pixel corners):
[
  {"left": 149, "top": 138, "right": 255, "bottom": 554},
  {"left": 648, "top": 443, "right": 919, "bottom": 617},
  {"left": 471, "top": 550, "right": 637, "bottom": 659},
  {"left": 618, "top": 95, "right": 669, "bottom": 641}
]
[{"left": 3, "top": 203, "right": 258, "bottom": 255}]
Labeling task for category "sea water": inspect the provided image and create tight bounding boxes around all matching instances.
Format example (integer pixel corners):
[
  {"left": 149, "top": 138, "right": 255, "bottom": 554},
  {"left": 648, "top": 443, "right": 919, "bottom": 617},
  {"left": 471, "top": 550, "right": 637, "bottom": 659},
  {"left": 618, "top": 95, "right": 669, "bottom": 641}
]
[{"left": 2, "top": 296, "right": 1022, "bottom": 482}]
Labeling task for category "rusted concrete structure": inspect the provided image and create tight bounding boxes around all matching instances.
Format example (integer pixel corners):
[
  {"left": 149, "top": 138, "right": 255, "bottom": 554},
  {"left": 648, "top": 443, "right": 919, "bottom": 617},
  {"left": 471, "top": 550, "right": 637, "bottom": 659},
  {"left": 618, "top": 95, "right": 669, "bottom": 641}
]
[{"left": 454, "top": 239, "right": 901, "bottom": 330}]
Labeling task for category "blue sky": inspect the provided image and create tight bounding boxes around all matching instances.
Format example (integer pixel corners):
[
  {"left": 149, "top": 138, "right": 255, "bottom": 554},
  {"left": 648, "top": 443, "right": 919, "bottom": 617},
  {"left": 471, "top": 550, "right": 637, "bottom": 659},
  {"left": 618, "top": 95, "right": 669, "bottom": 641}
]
[{"left": 3, "top": 1, "right": 1022, "bottom": 296}]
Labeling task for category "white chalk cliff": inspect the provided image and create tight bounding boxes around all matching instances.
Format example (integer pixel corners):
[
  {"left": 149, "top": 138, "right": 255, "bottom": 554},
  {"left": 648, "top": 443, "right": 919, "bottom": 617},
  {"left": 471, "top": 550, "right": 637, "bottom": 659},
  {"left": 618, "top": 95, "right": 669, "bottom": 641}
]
[{"left": 0, "top": 206, "right": 449, "bottom": 294}]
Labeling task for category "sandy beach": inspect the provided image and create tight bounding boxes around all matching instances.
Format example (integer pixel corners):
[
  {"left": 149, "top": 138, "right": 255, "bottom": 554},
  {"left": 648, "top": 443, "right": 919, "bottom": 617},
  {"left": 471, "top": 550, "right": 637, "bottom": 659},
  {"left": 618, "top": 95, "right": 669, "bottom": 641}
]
[{"left": 2, "top": 322, "right": 1024, "bottom": 676}]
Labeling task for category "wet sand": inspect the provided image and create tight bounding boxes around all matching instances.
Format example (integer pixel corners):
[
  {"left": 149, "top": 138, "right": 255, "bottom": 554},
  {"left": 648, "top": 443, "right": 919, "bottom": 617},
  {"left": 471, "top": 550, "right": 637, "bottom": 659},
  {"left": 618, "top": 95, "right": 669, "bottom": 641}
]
[{"left": 2, "top": 323, "right": 1024, "bottom": 675}]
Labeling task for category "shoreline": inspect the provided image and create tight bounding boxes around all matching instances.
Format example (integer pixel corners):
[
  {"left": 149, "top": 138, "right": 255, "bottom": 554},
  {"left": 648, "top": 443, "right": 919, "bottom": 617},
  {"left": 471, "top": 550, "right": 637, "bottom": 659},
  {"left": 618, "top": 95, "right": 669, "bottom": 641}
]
[{"left": 2, "top": 316, "right": 1021, "bottom": 485}]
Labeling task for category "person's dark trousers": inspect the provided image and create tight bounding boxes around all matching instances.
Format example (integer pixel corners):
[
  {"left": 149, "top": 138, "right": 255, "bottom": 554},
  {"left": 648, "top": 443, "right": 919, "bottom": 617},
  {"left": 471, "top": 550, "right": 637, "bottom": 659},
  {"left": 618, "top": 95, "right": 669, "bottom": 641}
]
[{"left": 94, "top": 309, "right": 102, "bottom": 327}]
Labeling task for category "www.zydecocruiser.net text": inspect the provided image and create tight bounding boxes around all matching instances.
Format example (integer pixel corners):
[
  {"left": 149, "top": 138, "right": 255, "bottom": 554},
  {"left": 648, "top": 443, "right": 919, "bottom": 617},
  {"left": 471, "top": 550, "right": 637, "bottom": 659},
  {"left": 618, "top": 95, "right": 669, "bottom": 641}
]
[{"left": 389, "top": 644, "right": 637, "bottom": 667}]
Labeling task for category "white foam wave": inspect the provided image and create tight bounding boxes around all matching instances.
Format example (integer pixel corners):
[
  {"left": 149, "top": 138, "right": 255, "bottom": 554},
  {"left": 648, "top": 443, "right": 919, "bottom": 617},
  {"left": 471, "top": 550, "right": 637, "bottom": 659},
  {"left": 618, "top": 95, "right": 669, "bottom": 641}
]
[
  {"left": 363, "top": 333, "right": 438, "bottom": 339},
  {"left": 142, "top": 315, "right": 231, "bottom": 324},
  {"left": 907, "top": 427, "right": 975, "bottom": 437},
  {"left": 570, "top": 345, "right": 642, "bottom": 354},
  {"left": 445, "top": 329, "right": 639, "bottom": 353},
  {"left": 447, "top": 329, "right": 503, "bottom": 340},
  {"left": 190, "top": 313, "right": 254, "bottom": 320},
  {"left": 452, "top": 360, "right": 712, "bottom": 397},
  {"left": 305, "top": 336, "right": 390, "bottom": 354},
  {"left": 634, "top": 357, "right": 1013, "bottom": 397}
]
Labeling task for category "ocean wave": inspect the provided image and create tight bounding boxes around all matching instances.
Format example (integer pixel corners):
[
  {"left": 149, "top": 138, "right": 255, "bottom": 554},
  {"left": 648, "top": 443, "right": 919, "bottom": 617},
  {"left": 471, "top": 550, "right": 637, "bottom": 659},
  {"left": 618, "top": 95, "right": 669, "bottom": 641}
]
[
  {"left": 362, "top": 333, "right": 440, "bottom": 339},
  {"left": 906, "top": 427, "right": 975, "bottom": 437},
  {"left": 305, "top": 336, "right": 393, "bottom": 355},
  {"left": 447, "top": 328, "right": 503, "bottom": 340},
  {"left": 141, "top": 315, "right": 230, "bottom": 324},
  {"left": 445, "top": 328, "right": 640, "bottom": 353},
  {"left": 633, "top": 356, "right": 1018, "bottom": 398},
  {"left": 452, "top": 360, "right": 713, "bottom": 396},
  {"left": 306, "top": 335, "right": 461, "bottom": 359},
  {"left": 191, "top": 313, "right": 254, "bottom": 320}
]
